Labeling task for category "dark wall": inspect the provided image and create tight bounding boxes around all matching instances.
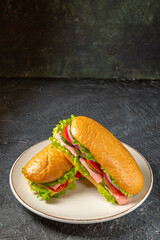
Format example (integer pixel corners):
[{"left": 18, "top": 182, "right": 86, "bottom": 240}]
[{"left": 0, "top": 0, "right": 160, "bottom": 79}]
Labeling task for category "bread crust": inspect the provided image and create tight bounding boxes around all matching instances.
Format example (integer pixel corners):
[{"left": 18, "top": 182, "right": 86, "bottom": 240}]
[
  {"left": 23, "top": 144, "right": 72, "bottom": 183},
  {"left": 71, "top": 116, "right": 144, "bottom": 195}
]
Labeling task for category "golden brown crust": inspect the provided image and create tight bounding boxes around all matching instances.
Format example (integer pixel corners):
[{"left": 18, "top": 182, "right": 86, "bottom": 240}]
[
  {"left": 23, "top": 144, "right": 72, "bottom": 183},
  {"left": 71, "top": 116, "right": 144, "bottom": 195}
]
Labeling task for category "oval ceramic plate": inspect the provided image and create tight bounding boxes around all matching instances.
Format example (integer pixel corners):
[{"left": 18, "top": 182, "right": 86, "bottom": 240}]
[{"left": 10, "top": 140, "right": 153, "bottom": 224}]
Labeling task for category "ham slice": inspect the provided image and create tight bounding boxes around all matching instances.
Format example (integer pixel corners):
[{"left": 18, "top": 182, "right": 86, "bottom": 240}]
[
  {"left": 104, "top": 185, "right": 132, "bottom": 205},
  {"left": 51, "top": 182, "right": 61, "bottom": 190},
  {"left": 55, "top": 132, "right": 78, "bottom": 156},
  {"left": 79, "top": 157, "right": 102, "bottom": 183}
]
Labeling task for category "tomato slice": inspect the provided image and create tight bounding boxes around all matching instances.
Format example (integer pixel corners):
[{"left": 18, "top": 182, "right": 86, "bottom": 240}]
[
  {"left": 75, "top": 171, "right": 83, "bottom": 178},
  {"left": 103, "top": 174, "right": 123, "bottom": 196},
  {"left": 48, "top": 180, "right": 68, "bottom": 192},
  {"left": 63, "top": 124, "right": 72, "bottom": 144},
  {"left": 86, "top": 159, "right": 103, "bottom": 174}
]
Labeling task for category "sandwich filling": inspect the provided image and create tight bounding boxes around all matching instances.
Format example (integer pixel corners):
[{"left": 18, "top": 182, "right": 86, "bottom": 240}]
[
  {"left": 50, "top": 115, "right": 132, "bottom": 205},
  {"left": 22, "top": 167, "right": 82, "bottom": 200}
]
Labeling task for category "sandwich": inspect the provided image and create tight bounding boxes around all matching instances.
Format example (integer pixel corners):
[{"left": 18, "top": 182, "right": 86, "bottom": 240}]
[
  {"left": 22, "top": 144, "right": 82, "bottom": 200},
  {"left": 50, "top": 115, "right": 144, "bottom": 205}
]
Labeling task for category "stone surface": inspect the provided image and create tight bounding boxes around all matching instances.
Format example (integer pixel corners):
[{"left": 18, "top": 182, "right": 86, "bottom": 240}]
[
  {"left": 0, "top": 1, "right": 160, "bottom": 79},
  {"left": 0, "top": 79, "right": 160, "bottom": 239}
]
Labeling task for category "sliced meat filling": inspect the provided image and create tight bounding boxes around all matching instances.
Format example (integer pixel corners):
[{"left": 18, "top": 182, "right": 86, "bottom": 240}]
[
  {"left": 50, "top": 182, "right": 61, "bottom": 190},
  {"left": 104, "top": 185, "right": 132, "bottom": 205},
  {"left": 79, "top": 157, "right": 102, "bottom": 183}
]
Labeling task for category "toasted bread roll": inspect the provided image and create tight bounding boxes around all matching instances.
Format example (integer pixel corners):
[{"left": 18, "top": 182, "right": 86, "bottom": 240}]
[
  {"left": 71, "top": 116, "right": 144, "bottom": 195},
  {"left": 23, "top": 144, "right": 72, "bottom": 183}
]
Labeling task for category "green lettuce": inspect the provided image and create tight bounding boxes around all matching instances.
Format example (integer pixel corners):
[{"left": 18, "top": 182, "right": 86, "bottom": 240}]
[
  {"left": 49, "top": 114, "right": 75, "bottom": 155},
  {"left": 101, "top": 167, "right": 132, "bottom": 198},
  {"left": 49, "top": 114, "right": 90, "bottom": 176},
  {"left": 72, "top": 136, "right": 96, "bottom": 162},
  {"left": 72, "top": 156, "right": 89, "bottom": 176},
  {"left": 98, "top": 183, "right": 116, "bottom": 204},
  {"left": 108, "top": 175, "right": 132, "bottom": 198},
  {"left": 40, "top": 167, "right": 77, "bottom": 186},
  {"left": 21, "top": 166, "right": 24, "bottom": 174},
  {"left": 29, "top": 181, "right": 76, "bottom": 200},
  {"left": 30, "top": 181, "right": 52, "bottom": 200}
]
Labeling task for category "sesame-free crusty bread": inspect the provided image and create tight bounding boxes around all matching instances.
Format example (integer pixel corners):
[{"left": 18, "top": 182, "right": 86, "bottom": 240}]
[
  {"left": 71, "top": 116, "right": 144, "bottom": 195},
  {"left": 23, "top": 144, "right": 72, "bottom": 183}
]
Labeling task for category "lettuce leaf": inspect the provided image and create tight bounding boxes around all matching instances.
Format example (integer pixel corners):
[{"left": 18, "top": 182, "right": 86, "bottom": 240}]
[
  {"left": 58, "top": 167, "right": 77, "bottom": 184},
  {"left": 21, "top": 166, "right": 24, "bottom": 174},
  {"left": 72, "top": 156, "right": 89, "bottom": 176},
  {"left": 29, "top": 180, "right": 76, "bottom": 200},
  {"left": 49, "top": 114, "right": 75, "bottom": 155},
  {"left": 98, "top": 183, "right": 116, "bottom": 203},
  {"left": 101, "top": 167, "right": 132, "bottom": 198},
  {"left": 111, "top": 178, "right": 132, "bottom": 198},
  {"left": 30, "top": 181, "right": 52, "bottom": 200},
  {"left": 49, "top": 114, "right": 90, "bottom": 176},
  {"left": 40, "top": 167, "right": 77, "bottom": 186},
  {"left": 72, "top": 136, "right": 96, "bottom": 162}
]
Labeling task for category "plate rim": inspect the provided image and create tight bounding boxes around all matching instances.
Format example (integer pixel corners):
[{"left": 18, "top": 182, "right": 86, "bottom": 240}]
[{"left": 9, "top": 140, "right": 153, "bottom": 224}]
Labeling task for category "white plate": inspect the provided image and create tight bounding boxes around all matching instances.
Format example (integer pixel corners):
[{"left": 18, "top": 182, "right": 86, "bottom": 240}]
[{"left": 9, "top": 140, "right": 153, "bottom": 224}]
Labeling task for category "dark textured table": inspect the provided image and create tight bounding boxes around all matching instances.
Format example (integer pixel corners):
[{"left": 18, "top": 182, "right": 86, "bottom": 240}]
[{"left": 0, "top": 79, "right": 160, "bottom": 240}]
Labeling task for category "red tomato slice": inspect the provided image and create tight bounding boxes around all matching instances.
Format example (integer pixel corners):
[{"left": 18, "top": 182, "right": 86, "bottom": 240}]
[
  {"left": 86, "top": 159, "right": 103, "bottom": 174},
  {"left": 48, "top": 180, "right": 68, "bottom": 192},
  {"left": 103, "top": 174, "right": 123, "bottom": 196},
  {"left": 63, "top": 124, "right": 72, "bottom": 144},
  {"left": 75, "top": 171, "right": 83, "bottom": 178}
]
